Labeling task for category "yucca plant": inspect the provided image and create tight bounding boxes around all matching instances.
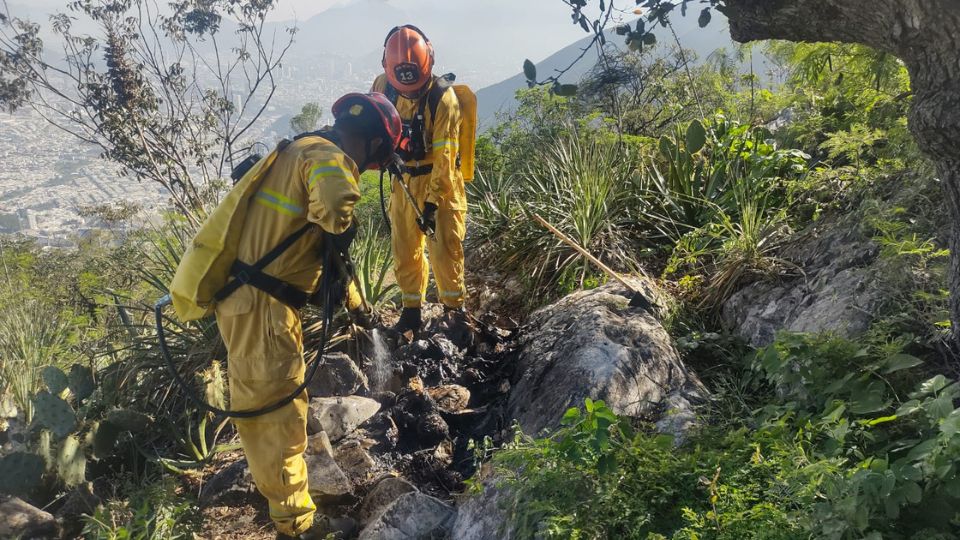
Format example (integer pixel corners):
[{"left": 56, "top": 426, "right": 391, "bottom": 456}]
[
  {"left": 0, "top": 298, "right": 80, "bottom": 423},
  {"left": 471, "top": 127, "right": 643, "bottom": 295}
]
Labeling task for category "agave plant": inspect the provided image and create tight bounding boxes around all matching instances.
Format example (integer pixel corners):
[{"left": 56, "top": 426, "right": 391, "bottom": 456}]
[{"left": 352, "top": 217, "right": 399, "bottom": 309}]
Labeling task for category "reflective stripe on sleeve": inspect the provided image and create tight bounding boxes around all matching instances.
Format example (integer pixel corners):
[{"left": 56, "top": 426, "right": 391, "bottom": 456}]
[
  {"left": 254, "top": 188, "right": 304, "bottom": 217},
  {"left": 308, "top": 161, "right": 353, "bottom": 189}
]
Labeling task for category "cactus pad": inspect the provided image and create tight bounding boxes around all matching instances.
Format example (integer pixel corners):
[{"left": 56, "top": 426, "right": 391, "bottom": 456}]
[
  {"left": 42, "top": 366, "right": 69, "bottom": 395},
  {"left": 0, "top": 452, "right": 44, "bottom": 495},
  {"left": 56, "top": 435, "right": 87, "bottom": 487},
  {"left": 105, "top": 408, "right": 153, "bottom": 432},
  {"left": 32, "top": 390, "right": 77, "bottom": 439},
  {"left": 92, "top": 420, "right": 121, "bottom": 459},
  {"left": 68, "top": 364, "right": 95, "bottom": 402}
]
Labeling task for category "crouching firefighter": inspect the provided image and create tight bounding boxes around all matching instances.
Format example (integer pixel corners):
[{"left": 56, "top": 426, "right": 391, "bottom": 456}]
[
  {"left": 161, "top": 93, "right": 402, "bottom": 539},
  {"left": 373, "top": 24, "right": 477, "bottom": 334}
]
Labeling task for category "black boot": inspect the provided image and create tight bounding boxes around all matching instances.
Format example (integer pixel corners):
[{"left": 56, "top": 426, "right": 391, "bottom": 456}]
[
  {"left": 393, "top": 307, "right": 422, "bottom": 334},
  {"left": 276, "top": 516, "right": 357, "bottom": 540}
]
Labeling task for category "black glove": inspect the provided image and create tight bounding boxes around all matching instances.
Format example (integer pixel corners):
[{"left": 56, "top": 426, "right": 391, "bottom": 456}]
[
  {"left": 418, "top": 202, "right": 437, "bottom": 236},
  {"left": 330, "top": 220, "right": 358, "bottom": 255}
]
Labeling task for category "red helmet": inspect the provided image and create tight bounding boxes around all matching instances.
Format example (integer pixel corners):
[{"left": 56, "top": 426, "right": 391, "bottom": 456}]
[
  {"left": 382, "top": 25, "right": 434, "bottom": 94},
  {"left": 331, "top": 92, "right": 402, "bottom": 151}
]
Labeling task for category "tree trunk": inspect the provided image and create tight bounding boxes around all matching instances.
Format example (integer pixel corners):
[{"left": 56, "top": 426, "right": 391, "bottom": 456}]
[{"left": 723, "top": 0, "right": 960, "bottom": 344}]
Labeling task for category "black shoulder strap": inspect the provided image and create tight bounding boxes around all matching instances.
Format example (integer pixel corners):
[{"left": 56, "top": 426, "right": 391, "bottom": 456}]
[
  {"left": 427, "top": 73, "right": 456, "bottom": 118},
  {"left": 213, "top": 223, "right": 314, "bottom": 304}
]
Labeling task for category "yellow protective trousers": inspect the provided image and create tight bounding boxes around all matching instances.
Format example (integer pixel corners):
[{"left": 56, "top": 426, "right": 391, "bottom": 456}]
[
  {"left": 211, "top": 135, "right": 364, "bottom": 536},
  {"left": 390, "top": 173, "right": 466, "bottom": 308},
  {"left": 216, "top": 287, "right": 315, "bottom": 536}
]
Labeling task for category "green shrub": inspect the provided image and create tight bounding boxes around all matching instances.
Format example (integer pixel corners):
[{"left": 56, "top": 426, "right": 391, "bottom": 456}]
[
  {"left": 468, "top": 127, "right": 643, "bottom": 298},
  {"left": 488, "top": 333, "right": 960, "bottom": 539},
  {"left": 82, "top": 475, "right": 198, "bottom": 539}
]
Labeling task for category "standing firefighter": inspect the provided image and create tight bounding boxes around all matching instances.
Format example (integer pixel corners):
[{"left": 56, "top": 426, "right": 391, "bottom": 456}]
[
  {"left": 168, "top": 93, "right": 401, "bottom": 539},
  {"left": 372, "top": 24, "right": 477, "bottom": 333}
]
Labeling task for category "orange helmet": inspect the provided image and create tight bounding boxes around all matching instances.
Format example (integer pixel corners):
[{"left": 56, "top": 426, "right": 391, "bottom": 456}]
[{"left": 382, "top": 25, "right": 434, "bottom": 94}]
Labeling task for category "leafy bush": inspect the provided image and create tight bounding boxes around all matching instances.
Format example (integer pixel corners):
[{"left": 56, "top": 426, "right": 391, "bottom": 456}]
[
  {"left": 82, "top": 475, "right": 198, "bottom": 539},
  {"left": 488, "top": 333, "right": 960, "bottom": 539}
]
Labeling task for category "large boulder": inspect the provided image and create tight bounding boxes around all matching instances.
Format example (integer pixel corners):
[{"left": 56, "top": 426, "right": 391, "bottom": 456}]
[
  {"left": 307, "top": 352, "right": 368, "bottom": 397},
  {"left": 722, "top": 218, "right": 883, "bottom": 347},
  {"left": 357, "top": 476, "right": 418, "bottom": 527},
  {"left": 305, "top": 431, "right": 353, "bottom": 500},
  {"left": 358, "top": 491, "right": 456, "bottom": 540},
  {"left": 508, "top": 277, "right": 705, "bottom": 435},
  {"left": 0, "top": 495, "right": 57, "bottom": 539},
  {"left": 307, "top": 396, "right": 381, "bottom": 441},
  {"left": 450, "top": 481, "right": 515, "bottom": 540},
  {"left": 200, "top": 459, "right": 257, "bottom": 506}
]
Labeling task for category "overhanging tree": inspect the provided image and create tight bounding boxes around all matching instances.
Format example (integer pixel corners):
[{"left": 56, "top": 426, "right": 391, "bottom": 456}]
[
  {"left": 544, "top": 0, "right": 960, "bottom": 345},
  {"left": 0, "top": 0, "right": 294, "bottom": 218}
]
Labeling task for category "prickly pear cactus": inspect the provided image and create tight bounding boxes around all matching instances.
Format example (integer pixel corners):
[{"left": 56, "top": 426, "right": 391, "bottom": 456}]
[
  {"left": 32, "top": 390, "right": 77, "bottom": 439},
  {"left": 0, "top": 451, "right": 44, "bottom": 495},
  {"left": 56, "top": 435, "right": 87, "bottom": 487},
  {"left": 68, "top": 364, "right": 95, "bottom": 402},
  {"left": 105, "top": 408, "right": 153, "bottom": 432},
  {"left": 91, "top": 420, "right": 121, "bottom": 459},
  {"left": 42, "top": 366, "right": 69, "bottom": 395}
]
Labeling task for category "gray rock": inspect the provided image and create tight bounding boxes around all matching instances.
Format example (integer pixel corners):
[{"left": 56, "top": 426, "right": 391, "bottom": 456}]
[
  {"left": 358, "top": 491, "right": 456, "bottom": 540},
  {"left": 307, "top": 352, "right": 368, "bottom": 397},
  {"left": 305, "top": 431, "right": 353, "bottom": 499},
  {"left": 334, "top": 440, "right": 376, "bottom": 483},
  {"left": 722, "top": 219, "right": 883, "bottom": 347},
  {"left": 357, "top": 476, "right": 418, "bottom": 527},
  {"left": 307, "top": 396, "right": 381, "bottom": 441},
  {"left": 509, "top": 277, "right": 705, "bottom": 435},
  {"left": 200, "top": 459, "right": 256, "bottom": 506},
  {"left": 451, "top": 481, "right": 515, "bottom": 540},
  {"left": 0, "top": 495, "right": 58, "bottom": 539}
]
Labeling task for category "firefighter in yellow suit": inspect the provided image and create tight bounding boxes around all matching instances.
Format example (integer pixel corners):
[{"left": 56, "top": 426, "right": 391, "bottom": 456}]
[
  {"left": 215, "top": 93, "right": 401, "bottom": 540},
  {"left": 373, "top": 25, "right": 467, "bottom": 333}
]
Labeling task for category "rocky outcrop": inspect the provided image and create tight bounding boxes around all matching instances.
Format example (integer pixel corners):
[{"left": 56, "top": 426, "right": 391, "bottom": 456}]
[
  {"left": 723, "top": 218, "right": 884, "bottom": 346},
  {"left": 508, "top": 277, "right": 705, "bottom": 436},
  {"left": 0, "top": 496, "right": 57, "bottom": 539},
  {"left": 358, "top": 491, "right": 456, "bottom": 540}
]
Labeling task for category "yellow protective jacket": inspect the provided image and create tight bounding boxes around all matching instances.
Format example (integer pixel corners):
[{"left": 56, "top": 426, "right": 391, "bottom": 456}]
[
  {"left": 371, "top": 74, "right": 466, "bottom": 211},
  {"left": 213, "top": 135, "right": 362, "bottom": 536}
]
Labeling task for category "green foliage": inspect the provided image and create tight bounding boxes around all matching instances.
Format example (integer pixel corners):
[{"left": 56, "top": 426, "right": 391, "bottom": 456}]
[
  {"left": 82, "top": 475, "right": 198, "bottom": 539},
  {"left": 469, "top": 127, "right": 643, "bottom": 298},
  {"left": 353, "top": 217, "right": 399, "bottom": 309},
  {"left": 489, "top": 332, "right": 960, "bottom": 539}
]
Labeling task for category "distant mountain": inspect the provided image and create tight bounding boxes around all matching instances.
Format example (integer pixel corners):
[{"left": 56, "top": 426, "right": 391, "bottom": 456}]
[
  {"left": 277, "top": 0, "right": 410, "bottom": 61},
  {"left": 475, "top": 15, "right": 734, "bottom": 128}
]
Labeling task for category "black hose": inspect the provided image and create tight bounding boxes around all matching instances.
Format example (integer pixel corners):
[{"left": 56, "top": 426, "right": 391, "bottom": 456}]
[
  {"left": 379, "top": 169, "right": 391, "bottom": 231},
  {"left": 155, "top": 240, "right": 338, "bottom": 418}
]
